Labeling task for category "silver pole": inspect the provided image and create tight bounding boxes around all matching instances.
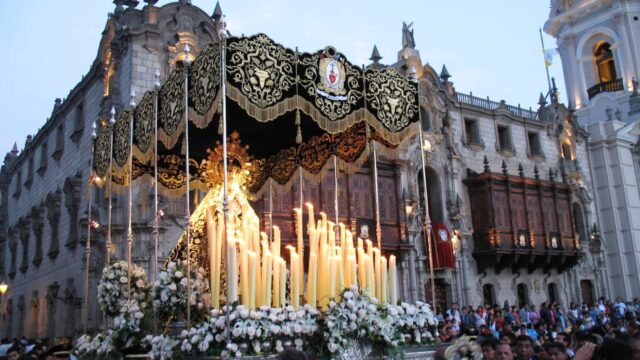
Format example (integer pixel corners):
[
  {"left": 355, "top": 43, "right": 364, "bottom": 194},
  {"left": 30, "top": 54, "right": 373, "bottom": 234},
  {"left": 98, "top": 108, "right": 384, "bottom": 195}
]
[
  {"left": 371, "top": 139, "right": 382, "bottom": 249},
  {"left": 127, "top": 90, "right": 136, "bottom": 298},
  {"left": 417, "top": 121, "right": 436, "bottom": 311},
  {"left": 153, "top": 70, "right": 161, "bottom": 283},
  {"left": 269, "top": 179, "right": 273, "bottom": 240},
  {"left": 333, "top": 155, "right": 339, "bottom": 245},
  {"left": 83, "top": 122, "right": 98, "bottom": 334},
  {"left": 220, "top": 34, "right": 232, "bottom": 344},
  {"left": 183, "top": 45, "right": 192, "bottom": 328},
  {"left": 107, "top": 107, "right": 116, "bottom": 265}
]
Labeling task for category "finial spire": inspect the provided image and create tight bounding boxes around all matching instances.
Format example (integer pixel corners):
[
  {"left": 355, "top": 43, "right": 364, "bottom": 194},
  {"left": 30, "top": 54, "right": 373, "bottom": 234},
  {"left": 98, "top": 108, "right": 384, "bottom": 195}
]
[
  {"left": 212, "top": 1, "right": 223, "bottom": 21},
  {"left": 11, "top": 142, "right": 18, "bottom": 154},
  {"left": 440, "top": 65, "right": 451, "bottom": 82},
  {"left": 483, "top": 156, "right": 490, "bottom": 173},
  {"left": 501, "top": 160, "right": 508, "bottom": 176},
  {"left": 538, "top": 92, "right": 547, "bottom": 106},
  {"left": 370, "top": 45, "right": 382, "bottom": 64}
]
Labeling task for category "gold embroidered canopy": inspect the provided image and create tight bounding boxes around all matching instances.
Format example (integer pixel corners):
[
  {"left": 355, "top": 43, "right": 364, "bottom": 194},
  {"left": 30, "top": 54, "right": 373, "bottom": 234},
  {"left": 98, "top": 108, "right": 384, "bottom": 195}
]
[{"left": 92, "top": 34, "right": 419, "bottom": 194}]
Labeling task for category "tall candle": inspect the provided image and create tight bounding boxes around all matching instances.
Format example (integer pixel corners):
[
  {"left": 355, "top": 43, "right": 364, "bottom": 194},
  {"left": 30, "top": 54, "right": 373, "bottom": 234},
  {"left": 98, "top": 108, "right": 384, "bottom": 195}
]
[
  {"left": 263, "top": 250, "right": 272, "bottom": 307},
  {"left": 294, "top": 208, "right": 304, "bottom": 290},
  {"left": 273, "top": 226, "right": 281, "bottom": 258},
  {"left": 228, "top": 240, "right": 238, "bottom": 303},
  {"left": 380, "top": 256, "right": 387, "bottom": 304},
  {"left": 320, "top": 212, "right": 327, "bottom": 231},
  {"left": 307, "top": 252, "right": 317, "bottom": 308},
  {"left": 239, "top": 239, "right": 249, "bottom": 305},
  {"left": 389, "top": 255, "right": 397, "bottom": 305},
  {"left": 305, "top": 202, "right": 315, "bottom": 234},
  {"left": 291, "top": 252, "right": 299, "bottom": 309},
  {"left": 328, "top": 256, "right": 336, "bottom": 302},
  {"left": 206, "top": 208, "right": 217, "bottom": 307},
  {"left": 279, "top": 259, "right": 286, "bottom": 306},
  {"left": 348, "top": 255, "right": 358, "bottom": 288},
  {"left": 365, "top": 253, "right": 375, "bottom": 297},
  {"left": 357, "top": 247, "right": 365, "bottom": 289},
  {"left": 373, "top": 248, "right": 381, "bottom": 300},
  {"left": 248, "top": 251, "right": 257, "bottom": 309},
  {"left": 273, "top": 255, "right": 280, "bottom": 308}
]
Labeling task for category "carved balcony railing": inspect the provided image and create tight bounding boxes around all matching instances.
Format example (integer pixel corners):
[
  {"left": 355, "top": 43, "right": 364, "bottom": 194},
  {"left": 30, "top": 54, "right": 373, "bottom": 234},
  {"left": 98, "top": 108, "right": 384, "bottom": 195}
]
[
  {"left": 587, "top": 78, "right": 623, "bottom": 100},
  {"left": 456, "top": 92, "right": 539, "bottom": 120}
]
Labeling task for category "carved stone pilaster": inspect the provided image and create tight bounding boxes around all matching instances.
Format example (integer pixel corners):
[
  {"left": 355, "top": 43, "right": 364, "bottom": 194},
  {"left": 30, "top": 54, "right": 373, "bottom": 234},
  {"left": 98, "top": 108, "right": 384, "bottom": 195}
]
[
  {"left": 7, "top": 228, "right": 17, "bottom": 278},
  {"left": 64, "top": 172, "right": 82, "bottom": 250},
  {"left": 30, "top": 290, "right": 39, "bottom": 337},
  {"left": 63, "top": 278, "right": 78, "bottom": 335},
  {"left": 19, "top": 216, "right": 32, "bottom": 274},
  {"left": 46, "top": 282, "right": 60, "bottom": 339},
  {"left": 47, "top": 189, "right": 62, "bottom": 259},
  {"left": 31, "top": 202, "right": 46, "bottom": 267},
  {"left": 16, "top": 295, "right": 24, "bottom": 336}
]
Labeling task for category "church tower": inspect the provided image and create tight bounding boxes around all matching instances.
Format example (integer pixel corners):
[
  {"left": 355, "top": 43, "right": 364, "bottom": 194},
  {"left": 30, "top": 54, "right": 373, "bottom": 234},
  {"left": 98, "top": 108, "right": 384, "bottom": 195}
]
[
  {"left": 545, "top": 0, "right": 640, "bottom": 121},
  {"left": 545, "top": 0, "right": 640, "bottom": 299}
]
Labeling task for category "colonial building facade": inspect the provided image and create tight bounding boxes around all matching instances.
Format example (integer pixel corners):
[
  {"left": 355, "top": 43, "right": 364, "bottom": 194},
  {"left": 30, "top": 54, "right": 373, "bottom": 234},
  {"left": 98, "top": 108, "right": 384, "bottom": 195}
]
[
  {"left": 545, "top": 0, "right": 640, "bottom": 299},
  {"left": 0, "top": 0, "right": 609, "bottom": 339}
]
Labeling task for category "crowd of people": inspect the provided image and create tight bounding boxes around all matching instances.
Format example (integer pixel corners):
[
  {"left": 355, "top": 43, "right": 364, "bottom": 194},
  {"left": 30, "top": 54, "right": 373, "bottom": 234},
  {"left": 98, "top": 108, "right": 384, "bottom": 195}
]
[
  {"left": 0, "top": 337, "right": 72, "bottom": 360},
  {"left": 435, "top": 296, "right": 640, "bottom": 360}
]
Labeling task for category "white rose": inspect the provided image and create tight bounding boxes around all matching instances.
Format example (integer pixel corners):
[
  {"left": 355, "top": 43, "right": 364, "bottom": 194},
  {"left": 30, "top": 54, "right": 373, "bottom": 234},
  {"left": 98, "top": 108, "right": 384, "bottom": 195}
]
[
  {"left": 175, "top": 271, "right": 184, "bottom": 279},
  {"left": 169, "top": 283, "right": 177, "bottom": 291},
  {"left": 120, "top": 276, "right": 129, "bottom": 284}
]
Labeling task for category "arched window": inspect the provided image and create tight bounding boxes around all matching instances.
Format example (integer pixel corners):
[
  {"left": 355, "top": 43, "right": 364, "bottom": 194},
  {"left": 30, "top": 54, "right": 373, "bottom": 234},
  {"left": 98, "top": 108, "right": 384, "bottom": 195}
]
[
  {"left": 594, "top": 42, "right": 617, "bottom": 83},
  {"left": 517, "top": 283, "right": 529, "bottom": 308},
  {"left": 482, "top": 284, "right": 496, "bottom": 306}
]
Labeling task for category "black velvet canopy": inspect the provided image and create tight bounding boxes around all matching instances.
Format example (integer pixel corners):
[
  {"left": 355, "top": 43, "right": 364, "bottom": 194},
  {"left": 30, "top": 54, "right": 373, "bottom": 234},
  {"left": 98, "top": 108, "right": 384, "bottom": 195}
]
[{"left": 92, "top": 34, "right": 419, "bottom": 194}]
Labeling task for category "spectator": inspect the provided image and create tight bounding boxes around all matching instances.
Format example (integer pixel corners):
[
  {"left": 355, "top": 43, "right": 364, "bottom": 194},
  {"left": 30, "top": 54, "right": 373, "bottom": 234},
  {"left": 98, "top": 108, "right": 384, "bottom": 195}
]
[
  {"left": 515, "top": 335, "right": 537, "bottom": 360},
  {"left": 629, "top": 337, "right": 640, "bottom": 360},
  {"left": 554, "top": 332, "right": 574, "bottom": 358},
  {"left": 596, "top": 338, "right": 632, "bottom": 360},
  {"left": 7, "top": 345, "right": 21, "bottom": 360},
  {"left": 542, "top": 342, "right": 568, "bottom": 360},
  {"left": 496, "top": 342, "right": 515, "bottom": 360},
  {"left": 482, "top": 337, "right": 499, "bottom": 360},
  {"left": 529, "top": 305, "right": 541, "bottom": 326}
]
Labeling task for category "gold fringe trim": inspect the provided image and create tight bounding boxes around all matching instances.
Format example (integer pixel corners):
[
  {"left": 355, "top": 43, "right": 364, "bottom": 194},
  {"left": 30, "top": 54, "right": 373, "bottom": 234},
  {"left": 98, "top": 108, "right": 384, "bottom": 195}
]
[
  {"left": 157, "top": 115, "right": 185, "bottom": 151},
  {"left": 227, "top": 88, "right": 420, "bottom": 145},
  {"left": 189, "top": 93, "right": 222, "bottom": 129}
]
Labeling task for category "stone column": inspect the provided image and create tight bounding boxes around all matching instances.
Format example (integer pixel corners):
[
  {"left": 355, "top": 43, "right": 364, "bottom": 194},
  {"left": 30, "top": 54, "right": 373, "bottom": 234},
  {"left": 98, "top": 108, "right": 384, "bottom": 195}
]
[{"left": 19, "top": 217, "right": 31, "bottom": 274}]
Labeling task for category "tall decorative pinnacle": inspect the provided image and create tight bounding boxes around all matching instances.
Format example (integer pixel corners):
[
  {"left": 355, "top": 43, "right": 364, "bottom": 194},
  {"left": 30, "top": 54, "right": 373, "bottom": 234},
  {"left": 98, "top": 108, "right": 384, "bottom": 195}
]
[
  {"left": 534, "top": 165, "right": 540, "bottom": 180},
  {"left": 129, "top": 89, "right": 136, "bottom": 107},
  {"left": 370, "top": 45, "right": 382, "bottom": 64},
  {"left": 109, "top": 106, "right": 116, "bottom": 126},
  {"left": 11, "top": 142, "right": 18, "bottom": 155},
  {"left": 183, "top": 44, "right": 191, "bottom": 67},
  {"left": 518, "top": 163, "right": 524, "bottom": 177},
  {"left": 154, "top": 69, "right": 161, "bottom": 90},
  {"left": 501, "top": 160, "right": 508, "bottom": 176},
  {"left": 549, "top": 168, "right": 555, "bottom": 182},
  {"left": 91, "top": 122, "right": 98, "bottom": 140},
  {"left": 440, "top": 65, "right": 451, "bottom": 82},
  {"left": 483, "top": 156, "right": 490, "bottom": 173},
  {"left": 212, "top": 1, "right": 223, "bottom": 21},
  {"left": 538, "top": 92, "right": 547, "bottom": 106}
]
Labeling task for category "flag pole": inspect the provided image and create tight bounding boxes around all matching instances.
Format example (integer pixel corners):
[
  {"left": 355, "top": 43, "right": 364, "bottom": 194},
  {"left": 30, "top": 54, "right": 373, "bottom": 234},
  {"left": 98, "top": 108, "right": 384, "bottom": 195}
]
[{"left": 539, "top": 28, "right": 553, "bottom": 99}]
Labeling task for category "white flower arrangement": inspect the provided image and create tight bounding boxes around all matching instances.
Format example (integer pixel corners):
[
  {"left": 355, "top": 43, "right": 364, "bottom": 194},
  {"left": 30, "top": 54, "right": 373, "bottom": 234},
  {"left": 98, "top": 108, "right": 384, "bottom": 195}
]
[
  {"left": 179, "top": 303, "right": 320, "bottom": 358},
  {"left": 74, "top": 331, "right": 115, "bottom": 359},
  {"left": 387, "top": 301, "right": 437, "bottom": 345},
  {"left": 98, "top": 261, "right": 151, "bottom": 317},
  {"left": 153, "top": 261, "right": 211, "bottom": 326},
  {"left": 146, "top": 334, "right": 180, "bottom": 360}
]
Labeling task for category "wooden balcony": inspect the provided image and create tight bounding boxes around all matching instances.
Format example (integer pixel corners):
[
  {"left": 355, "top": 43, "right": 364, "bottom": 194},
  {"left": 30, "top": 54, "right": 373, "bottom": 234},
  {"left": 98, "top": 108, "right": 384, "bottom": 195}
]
[
  {"left": 464, "top": 170, "right": 583, "bottom": 274},
  {"left": 587, "top": 78, "right": 624, "bottom": 100}
]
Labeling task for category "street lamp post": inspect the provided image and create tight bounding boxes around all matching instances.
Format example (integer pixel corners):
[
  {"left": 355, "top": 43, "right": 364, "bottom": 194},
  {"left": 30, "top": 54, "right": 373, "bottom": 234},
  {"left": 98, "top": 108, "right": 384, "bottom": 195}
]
[{"left": 0, "top": 281, "right": 8, "bottom": 338}]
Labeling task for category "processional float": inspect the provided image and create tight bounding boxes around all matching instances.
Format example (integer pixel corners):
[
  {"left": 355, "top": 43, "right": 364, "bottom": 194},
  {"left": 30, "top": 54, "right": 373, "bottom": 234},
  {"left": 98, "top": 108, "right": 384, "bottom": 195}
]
[{"left": 89, "top": 32, "right": 434, "bottom": 330}]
